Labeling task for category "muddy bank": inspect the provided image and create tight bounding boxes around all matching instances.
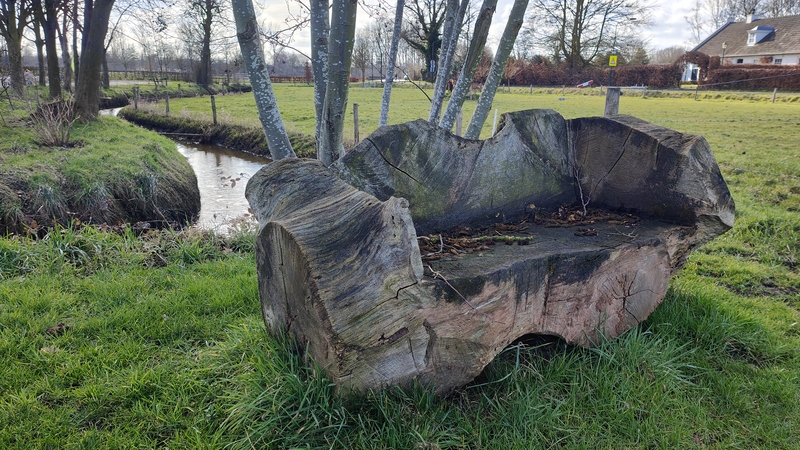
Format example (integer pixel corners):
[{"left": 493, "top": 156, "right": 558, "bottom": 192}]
[{"left": 119, "top": 108, "right": 316, "bottom": 159}]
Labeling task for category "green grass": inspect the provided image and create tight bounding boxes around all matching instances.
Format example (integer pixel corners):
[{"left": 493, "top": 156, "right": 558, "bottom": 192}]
[
  {"left": 2, "top": 88, "right": 800, "bottom": 448},
  {"left": 0, "top": 110, "right": 198, "bottom": 232}
]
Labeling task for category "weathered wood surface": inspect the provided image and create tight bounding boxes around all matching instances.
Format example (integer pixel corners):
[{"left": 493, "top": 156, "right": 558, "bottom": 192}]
[
  {"left": 246, "top": 109, "right": 735, "bottom": 395},
  {"left": 333, "top": 109, "right": 575, "bottom": 235}
]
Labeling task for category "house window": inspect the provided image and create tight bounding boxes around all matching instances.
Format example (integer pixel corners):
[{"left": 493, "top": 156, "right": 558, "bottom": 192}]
[
  {"left": 774, "top": 58, "right": 783, "bottom": 64},
  {"left": 747, "top": 33, "right": 756, "bottom": 44},
  {"left": 737, "top": 59, "right": 744, "bottom": 64}
]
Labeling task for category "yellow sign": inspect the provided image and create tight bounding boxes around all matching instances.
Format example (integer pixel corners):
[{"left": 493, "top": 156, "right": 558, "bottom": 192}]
[{"left": 609, "top": 55, "right": 618, "bottom": 67}]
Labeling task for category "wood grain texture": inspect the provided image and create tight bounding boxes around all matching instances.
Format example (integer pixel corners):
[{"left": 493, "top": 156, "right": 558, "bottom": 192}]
[{"left": 246, "top": 109, "right": 735, "bottom": 395}]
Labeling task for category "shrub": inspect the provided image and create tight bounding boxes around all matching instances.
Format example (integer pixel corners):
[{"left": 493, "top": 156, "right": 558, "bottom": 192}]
[{"left": 30, "top": 100, "right": 78, "bottom": 147}]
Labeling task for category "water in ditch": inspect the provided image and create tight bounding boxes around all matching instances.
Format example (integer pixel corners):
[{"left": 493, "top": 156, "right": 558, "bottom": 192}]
[
  {"left": 104, "top": 108, "right": 269, "bottom": 231},
  {"left": 174, "top": 141, "right": 269, "bottom": 231}
]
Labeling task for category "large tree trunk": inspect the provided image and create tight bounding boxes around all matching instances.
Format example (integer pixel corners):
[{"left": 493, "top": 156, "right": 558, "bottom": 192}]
[
  {"left": 310, "top": 0, "right": 330, "bottom": 157},
  {"left": 43, "top": 0, "right": 62, "bottom": 98},
  {"left": 231, "top": 0, "right": 296, "bottom": 160},
  {"left": 6, "top": 39, "right": 25, "bottom": 96},
  {"left": 247, "top": 110, "right": 735, "bottom": 395},
  {"left": 1, "top": 0, "right": 29, "bottom": 98},
  {"left": 378, "top": 0, "right": 404, "bottom": 127},
  {"left": 318, "top": 0, "right": 357, "bottom": 166},
  {"left": 464, "top": 0, "right": 528, "bottom": 139},
  {"left": 74, "top": 0, "right": 115, "bottom": 120},
  {"left": 439, "top": 0, "right": 497, "bottom": 132}
]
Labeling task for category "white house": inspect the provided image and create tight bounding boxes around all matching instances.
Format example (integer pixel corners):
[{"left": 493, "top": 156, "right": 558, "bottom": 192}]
[{"left": 683, "top": 12, "right": 800, "bottom": 82}]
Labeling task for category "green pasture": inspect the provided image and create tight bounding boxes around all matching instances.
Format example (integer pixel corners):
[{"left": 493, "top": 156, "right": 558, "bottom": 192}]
[{"left": 1, "top": 87, "right": 800, "bottom": 448}]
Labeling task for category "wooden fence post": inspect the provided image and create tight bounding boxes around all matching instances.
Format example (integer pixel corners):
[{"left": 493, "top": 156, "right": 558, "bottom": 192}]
[
  {"left": 211, "top": 95, "right": 217, "bottom": 124},
  {"left": 353, "top": 103, "right": 360, "bottom": 143},
  {"left": 134, "top": 86, "right": 139, "bottom": 110},
  {"left": 165, "top": 93, "right": 170, "bottom": 116},
  {"left": 772, "top": 87, "right": 778, "bottom": 103},
  {"left": 604, "top": 87, "right": 621, "bottom": 116}
]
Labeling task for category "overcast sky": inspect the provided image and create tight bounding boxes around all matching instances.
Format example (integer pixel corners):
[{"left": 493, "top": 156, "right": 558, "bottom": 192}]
[{"left": 258, "top": 0, "right": 700, "bottom": 55}]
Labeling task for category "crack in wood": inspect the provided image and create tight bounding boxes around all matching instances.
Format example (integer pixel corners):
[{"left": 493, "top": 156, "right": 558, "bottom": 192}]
[
  {"left": 364, "top": 137, "right": 423, "bottom": 185},
  {"left": 590, "top": 128, "right": 634, "bottom": 199}
]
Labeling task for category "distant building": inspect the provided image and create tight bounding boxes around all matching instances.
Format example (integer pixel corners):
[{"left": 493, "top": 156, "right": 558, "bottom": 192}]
[{"left": 683, "top": 11, "right": 800, "bottom": 81}]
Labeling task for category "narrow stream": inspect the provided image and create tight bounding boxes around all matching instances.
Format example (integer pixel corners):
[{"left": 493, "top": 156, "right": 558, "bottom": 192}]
[
  {"left": 104, "top": 107, "right": 269, "bottom": 231},
  {"left": 174, "top": 141, "right": 269, "bottom": 230}
]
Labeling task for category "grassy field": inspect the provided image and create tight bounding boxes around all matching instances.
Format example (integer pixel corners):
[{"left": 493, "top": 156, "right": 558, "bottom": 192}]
[{"left": 1, "top": 87, "right": 800, "bottom": 448}]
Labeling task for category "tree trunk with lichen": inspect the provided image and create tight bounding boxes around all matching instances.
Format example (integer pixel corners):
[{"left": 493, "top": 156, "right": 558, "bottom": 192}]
[
  {"left": 231, "top": 0, "right": 295, "bottom": 160},
  {"left": 246, "top": 109, "right": 735, "bottom": 395}
]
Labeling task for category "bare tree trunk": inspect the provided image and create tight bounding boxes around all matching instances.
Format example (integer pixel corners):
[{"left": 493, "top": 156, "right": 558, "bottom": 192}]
[
  {"left": 429, "top": 0, "right": 468, "bottom": 123},
  {"left": 58, "top": 15, "right": 73, "bottom": 92},
  {"left": 74, "top": 0, "right": 115, "bottom": 120},
  {"left": 232, "top": 0, "right": 296, "bottom": 160},
  {"left": 6, "top": 40, "right": 25, "bottom": 96},
  {"left": 310, "top": 0, "right": 330, "bottom": 156},
  {"left": 102, "top": 50, "right": 110, "bottom": 88},
  {"left": 43, "top": 0, "right": 62, "bottom": 98},
  {"left": 1, "top": 0, "right": 29, "bottom": 97},
  {"left": 198, "top": 0, "right": 213, "bottom": 88},
  {"left": 72, "top": 0, "right": 80, "bottom": 86},
  {"left": 32, "top": 9, "right": 47, "bottom": 86},
  {"left": 318, "top": 0, "right": 357, "bottom": 166},
  {"left": 378, "top": 0, "right": 404, "bottom": 128},
  {"left": 465, "top": 0, "right": 528, "bottom": 139},
  {"left": 439, "top": 0, "right": 497, "bottom": 132}
]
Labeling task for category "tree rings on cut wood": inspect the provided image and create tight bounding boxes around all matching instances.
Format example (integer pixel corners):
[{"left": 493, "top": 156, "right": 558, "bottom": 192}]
[{"left": 246, "top": 109, "right": 734, "bottom": 395}]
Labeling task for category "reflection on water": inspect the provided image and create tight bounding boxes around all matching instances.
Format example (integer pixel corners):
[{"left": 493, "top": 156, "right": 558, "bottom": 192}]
[{"left": 175, "top": 141, "right": 270, "bottom": 230}]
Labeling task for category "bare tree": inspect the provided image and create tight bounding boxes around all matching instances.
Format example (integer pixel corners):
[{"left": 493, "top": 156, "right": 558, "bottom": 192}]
[
  {"left": 352, "top": 28, "right": 371, "bottom": 85},
  {"left": 528, "top": 0, "right": 653, "bottom": 69},
  {"left": 685, "top": 0, "right": 734, "bottom": 45},
  {"left": 0, "top": 0, "right": 32, "bottom": 96},
  {"left": 465, "top": 0, "right": 528, "bottom": 139},
  {"left": 379, "top": 0, "right": 404, "bottom": 127},
  {"left": 439, "top": 0, "right": 497, "bottom": 132},
  {"left": 403, "top": 0, "right": 447, "bottom": 82},
  {"left": 232, "top": 0, "right": 296, "bottom": 160},
  {"left": 109, "top": 31, "right": 137, "bottom": 74},
  {"left": 429, "top": 0, "right": 468, "bottom": 122},
  {"left": 74, "top": 0, "right": 116, "bottom": 120},
  {"left": 318, "top": 0, "right": 357, "bottom": 165},
  {"left": 185, "top": 0, "right": 227, "bottom": 88},
  {"left": 29, "top": 0, "right": 46, "bottom": 86},
  {"left": 57, "top": 0, "right": 72, "bottom": 91},
  {"left": 649, "top": 45, "right": 686, "bottom": 65},
  {"left": 761, "top": 0, "right": 800, "bottom": 15}
]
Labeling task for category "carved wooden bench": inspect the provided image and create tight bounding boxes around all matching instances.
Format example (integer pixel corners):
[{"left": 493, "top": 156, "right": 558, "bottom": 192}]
[{"left": 246, "top": 109, "right": 734, "bottom": 395}]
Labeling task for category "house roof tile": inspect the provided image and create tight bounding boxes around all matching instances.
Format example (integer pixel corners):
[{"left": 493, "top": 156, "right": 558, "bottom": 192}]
[{"left": 693, "top": 15, "right": 800, "bottom": 58}]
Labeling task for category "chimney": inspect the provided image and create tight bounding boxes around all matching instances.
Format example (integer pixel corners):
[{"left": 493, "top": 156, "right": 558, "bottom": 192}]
[{"left": 746, "top": 9, "right": 758, "bottom": 23}]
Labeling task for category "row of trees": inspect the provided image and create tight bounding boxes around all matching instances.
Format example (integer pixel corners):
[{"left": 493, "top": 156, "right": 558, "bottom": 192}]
[{"left": 1, "top": 0, "right": 238, "bottom": 118}]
